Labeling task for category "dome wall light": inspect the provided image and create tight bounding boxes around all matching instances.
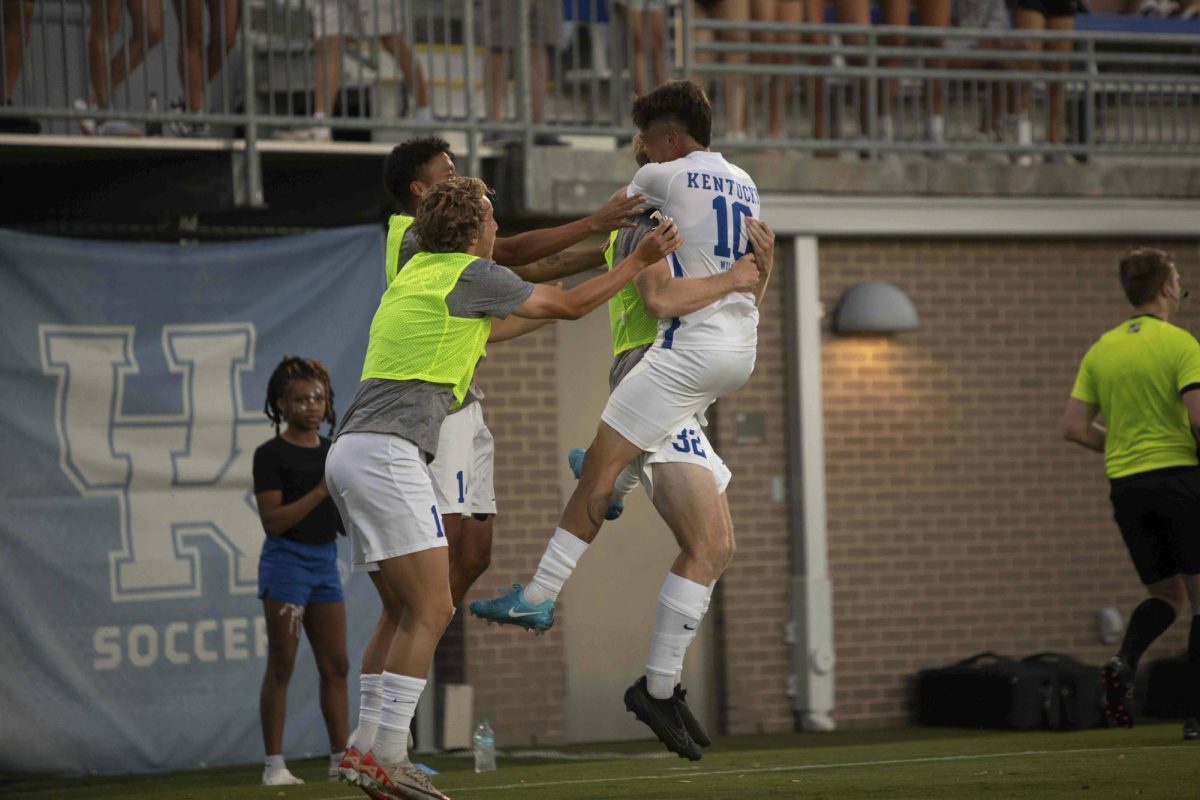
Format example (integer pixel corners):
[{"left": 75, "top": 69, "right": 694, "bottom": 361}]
[{"left": 832, "top": 281, "right": 920, "bottom": 335}]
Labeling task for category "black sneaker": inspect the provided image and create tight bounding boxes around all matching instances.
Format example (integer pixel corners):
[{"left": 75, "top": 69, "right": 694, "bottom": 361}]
[
  {"left": 673, "top": 684, "right": 712, "bottom": 747},
  {"left": 1102, "top": 655, "right": 1135, "bottom": 728},
  {"left": 624, "top": 676, "right": 702, "bottom": 761},
  {"left": 1184, "top": 718, "right": 1199, "bottom": 740}
]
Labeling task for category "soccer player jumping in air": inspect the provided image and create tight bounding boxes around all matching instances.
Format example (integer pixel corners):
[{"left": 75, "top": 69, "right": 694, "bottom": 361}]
[{"left": 471, "top": 81, "right": 766, "bottom": 761}]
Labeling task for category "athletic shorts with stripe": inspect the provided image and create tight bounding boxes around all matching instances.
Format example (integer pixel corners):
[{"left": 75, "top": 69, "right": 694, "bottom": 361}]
[
  {"left": 325, "top": 432, "right": 448, "bottom": 574},
  {"left": 428, "top": 401, "right": 497, "bottom": 517}
]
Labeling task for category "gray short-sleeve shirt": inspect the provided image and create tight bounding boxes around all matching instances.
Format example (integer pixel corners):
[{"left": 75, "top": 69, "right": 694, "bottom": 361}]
[{"left": 337, "top": 257, "right": 533, "bottom": 459}]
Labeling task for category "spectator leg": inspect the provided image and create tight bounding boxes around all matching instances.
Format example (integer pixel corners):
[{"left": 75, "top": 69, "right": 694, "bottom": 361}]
[
  {"left": 1012, "top": 7, "right": 1044, "bottom": 158},
  {"left": 530, "top": 43, "right": 548, "bottom": 124},
  {"left": 750, "top": 0, "right": 777, "bottom": 139},
  {"left": 110, "top": 0, "right": 164, "bottom": 98},
  {"left": 173, "top": 0, "right": 206, "bottom": 111},
  {"left": 915, "top": 0, "right": 949, "bottom": 143},
  {"left": 4, "top": 1, "right": 33, "bottom": 103},
  {"left": 1045, "top": 14, "right": 1073, "bottom": 146},
  {"left": 877, "top": 0, "right": 909, "bottom": 138},
  {"left": 380, "top": 31, "right": 430, "bottom": 113},
  {"left": 313, "top": 35, "right": 344, "bottom": 117},
  {"left": 769, "top": 0, "right": 804, "bottom": 140},
  {"left": 486, "top": 48, "right": 506, "bottom": 122},
  {"left": 834, "top": 0, "right": 870, "bottom": 140},
  {"left": 616, "top": 5, "right": 648, "bottom": 97},
  {"left": 88, "top": 0, "right": 123, "bottom": 109},
  {"left": 713, "top": 0, "right": 751, "bottom": 138},
  {"left": 203, "top": 0, "right": 239, "bottom": 81}
]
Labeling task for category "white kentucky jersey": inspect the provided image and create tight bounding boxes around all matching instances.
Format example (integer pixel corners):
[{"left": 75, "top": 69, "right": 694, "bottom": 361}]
[{"left": 629, "top": 150, "right": 761, "bottom": 352}]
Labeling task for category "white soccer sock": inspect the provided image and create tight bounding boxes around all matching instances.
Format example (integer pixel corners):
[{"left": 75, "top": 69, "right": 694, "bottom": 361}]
[
  {"left": 373, "top": 672, "right": 426, "bottom": 769},
  {"left": 264, "top": 753, "right": 286, "bottom": 771},
  {"left": 646, "top": 572, "right": 709, "bottom": 700},
  {"left": 676, "top": 581, "right": 717, "bottom": 684},
  {"left": 612, "top": 462, "right": 642, "bottom": 503},
  {"left": 347, "top": 673, "right": 384, "bottom": 753},
  {"left": 525, "top": 528, "right": 589, "bottom": 605},
  {"left": 329, "top": 750, "right": 345, "bottom": 775}
]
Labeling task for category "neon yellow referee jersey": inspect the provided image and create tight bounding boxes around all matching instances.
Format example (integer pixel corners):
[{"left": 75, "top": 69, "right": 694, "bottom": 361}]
[{"left": 1071, "top": 315, "right": 1200, "bottom": 479}]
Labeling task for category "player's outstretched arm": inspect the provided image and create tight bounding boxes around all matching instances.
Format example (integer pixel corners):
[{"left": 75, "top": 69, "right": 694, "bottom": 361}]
[
  {"left": 510, "top": 219, "right": 681, "bottom": 320},
  {"left": 510, "top": 244, "right": 608, "bottom": 284},
  {"left": 1061, "top": 397, "right": 1105, "bottom": 452},
  {"left": 635, "top": 253, "right": 760, "bottom": 320},
  {"left": 492, "top": 188, "right": 646, "bottom": 267},
  {"left": 488, "top": 316, "right": 555, "bottom": 342},
  {"left": 746, "top": 218, "right": 776, "bottom": 307}
]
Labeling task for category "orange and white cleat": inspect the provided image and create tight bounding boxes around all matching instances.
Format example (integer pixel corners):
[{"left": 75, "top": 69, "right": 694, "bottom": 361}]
[{"left": 337, "top": 745, "right": 364, "bottom": 786}]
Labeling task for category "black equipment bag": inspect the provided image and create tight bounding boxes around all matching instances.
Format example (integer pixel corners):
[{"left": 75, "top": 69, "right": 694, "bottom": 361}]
[
  {"left": 917, "top": 652, "right": 1058, "bottom": 729},
  {"left": 1021, "top": 652, "right": 1105, "bottom": 730}
]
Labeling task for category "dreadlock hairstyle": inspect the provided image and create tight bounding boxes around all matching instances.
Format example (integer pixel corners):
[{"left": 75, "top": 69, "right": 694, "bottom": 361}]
[{"left": 263, "top": 356, "right": 337, "bottom": 435}]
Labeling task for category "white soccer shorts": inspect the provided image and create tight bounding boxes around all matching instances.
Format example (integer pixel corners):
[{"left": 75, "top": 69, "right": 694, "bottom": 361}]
[
  {"left": 639, "top": 417, "right": 732, "bottom": 497},
  {"left": 601, "top": 346, "right": 755, "bottom": 453},
  {"left": 325, "top": 432, "right": 448, "bottom": 574},
  {"left": 429, "top": 402, "right": 497, "bottom": 517}
]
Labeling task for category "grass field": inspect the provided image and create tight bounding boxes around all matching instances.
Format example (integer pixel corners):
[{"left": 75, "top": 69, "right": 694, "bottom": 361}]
[{"left": 2, "top": 723, "right": 1193, "bottom": 799}]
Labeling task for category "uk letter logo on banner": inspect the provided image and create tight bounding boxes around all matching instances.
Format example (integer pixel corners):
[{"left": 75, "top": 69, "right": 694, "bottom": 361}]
[{"left": 39, "top": 323, "right": 272, "bottom": 602}]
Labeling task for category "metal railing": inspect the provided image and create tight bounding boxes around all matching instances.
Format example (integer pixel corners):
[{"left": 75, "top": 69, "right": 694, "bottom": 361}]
[{"left": 2, "top": 0, "right": 1198, "bottom": 204}]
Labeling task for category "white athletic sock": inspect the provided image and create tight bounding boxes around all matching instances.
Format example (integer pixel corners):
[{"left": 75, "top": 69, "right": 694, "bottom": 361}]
[
  {"left": 646, "top": 572, "right": 709, "bottom": 700},
  {"left": 347, "top": 673, "right": 384, "bottom": 753},
  {"left": 373, "top": 672, "right": 426, "bottom": 770},
  {"left": 676, "top": 581, "right": 717, "bottom": 684},
  {"left": 525, "top": 528, "right": 589, "bottom": 605},
  {"left": 612, "top": 462, "right": 642, "bottom": 503},
  {"left": 264, "top": 753, "right": 286, "bottom": 770},
  {"left": 329, "top": 750, "right": 345, "bottom": 776}
]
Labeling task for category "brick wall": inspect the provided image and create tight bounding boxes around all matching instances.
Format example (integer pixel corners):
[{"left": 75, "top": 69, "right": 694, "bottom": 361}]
[
  {"left": 813, "top": 239, "right": 1200, "bottom": 726},
  {"left": 463, "top": 238, "right": 1200, "bottom": 737},
  {"left": 466, "top": 324, "right": 568, "bottom": 746}
]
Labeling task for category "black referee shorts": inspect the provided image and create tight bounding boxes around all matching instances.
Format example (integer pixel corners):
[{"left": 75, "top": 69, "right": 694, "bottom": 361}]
[{"left": 1109, "top": 466, "right": 1200, "bottom": 585}]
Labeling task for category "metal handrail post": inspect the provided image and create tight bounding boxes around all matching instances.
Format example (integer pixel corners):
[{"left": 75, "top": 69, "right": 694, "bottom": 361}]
[
  {"left": 515, "top": 0, "right": 533, "bottom": 205},
  {"left": 241, "top": 0, "right": 263, "bottom": 207},
  {"left": 464, "top": 0, "right": 479, "bottom": 177}
]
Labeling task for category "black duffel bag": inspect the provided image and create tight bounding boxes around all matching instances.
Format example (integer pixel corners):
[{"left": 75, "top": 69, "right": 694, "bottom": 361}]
[
  {"left": 916, "top": 652, "right": 1058, "bottom": 729},
  {"left": 1021, "top": 652, "right": 1106, "bottom": 730}
]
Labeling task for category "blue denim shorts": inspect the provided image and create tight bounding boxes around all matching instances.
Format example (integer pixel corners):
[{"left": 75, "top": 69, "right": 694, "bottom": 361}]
[{"left": 257, "top": 537, "right": 344, "bottom": 607}]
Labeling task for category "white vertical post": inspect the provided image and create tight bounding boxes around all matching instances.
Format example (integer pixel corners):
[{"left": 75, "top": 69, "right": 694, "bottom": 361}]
[{"left": 787, "top": 235, "right": 836, "bottom": 731}]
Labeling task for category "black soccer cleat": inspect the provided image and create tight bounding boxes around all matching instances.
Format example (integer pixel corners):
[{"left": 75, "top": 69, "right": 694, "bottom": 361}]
[
  {"left": 673, "top": 684, "right": 712, "bottom": 747},
  {"left": 1102, "top": 655, "right": 1135, "bottom": 728},
  {"left": 624, "top": 676, "right": 702, "bottom": 761}
]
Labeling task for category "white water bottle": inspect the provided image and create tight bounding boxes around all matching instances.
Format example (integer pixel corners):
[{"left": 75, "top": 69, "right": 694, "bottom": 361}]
[{"left": 473, "top": 718, "right": 496, "bottom": 773}]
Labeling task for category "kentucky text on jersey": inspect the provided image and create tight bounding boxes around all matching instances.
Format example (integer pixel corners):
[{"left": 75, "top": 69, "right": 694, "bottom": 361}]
[{"left": 685, "top": 172, "right": 760, "bottom": 205}]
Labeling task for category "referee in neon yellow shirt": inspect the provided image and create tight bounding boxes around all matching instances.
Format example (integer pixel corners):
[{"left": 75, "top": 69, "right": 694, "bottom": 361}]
[{"left": 1063, "top": 248, "right": 1200, "bottom": 738}]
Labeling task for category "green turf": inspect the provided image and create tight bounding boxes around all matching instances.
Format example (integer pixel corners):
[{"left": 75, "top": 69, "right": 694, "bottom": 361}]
[{"left": 2, "top": 724, "right": 1193, "bottom": 799}]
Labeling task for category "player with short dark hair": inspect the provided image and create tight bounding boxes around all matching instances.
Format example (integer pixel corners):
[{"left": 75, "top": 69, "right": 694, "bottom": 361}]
[
  {"left": 1063, "top": 248, "right": 1200, "bottom": 739},
  {"left": 253, "top": 356, "right": 347, "bottom": 786},
  {"left": 471, "top": 80, "right": 766, "bottom": 760}
]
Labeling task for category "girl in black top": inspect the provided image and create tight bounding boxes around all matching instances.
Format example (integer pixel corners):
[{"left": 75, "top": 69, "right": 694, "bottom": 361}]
[{"left": 252, "top": 356, "right": 347, "bottom": 786}]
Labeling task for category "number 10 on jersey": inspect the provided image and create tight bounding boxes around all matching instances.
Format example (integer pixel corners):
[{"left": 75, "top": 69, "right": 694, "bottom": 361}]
[{"left": 712, "top": 196, "right": 753, "bottom": 261}]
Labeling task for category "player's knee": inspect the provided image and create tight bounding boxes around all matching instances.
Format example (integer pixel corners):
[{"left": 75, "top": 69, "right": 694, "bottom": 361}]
[
  {"left": 318, "top": 651, "right": 350, "bottom": 681},
  {"left": 265, "top": 646, "right": 297, "bottom": 683}
]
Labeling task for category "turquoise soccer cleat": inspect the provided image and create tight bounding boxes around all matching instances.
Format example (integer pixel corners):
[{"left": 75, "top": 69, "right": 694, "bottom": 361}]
[
  {"left": 469, "top": 583, "right": 556, "bottom": 633},
  {"left": 566, "top": 448, "right": 625, "bottom": 521}
]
